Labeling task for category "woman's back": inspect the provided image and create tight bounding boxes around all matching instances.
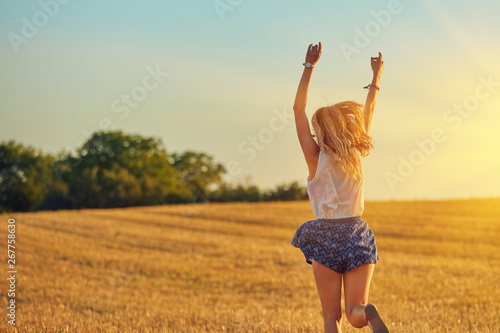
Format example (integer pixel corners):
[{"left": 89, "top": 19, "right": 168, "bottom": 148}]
[{"left": 307, "top": 149, "right": 364, "bottom": 219}]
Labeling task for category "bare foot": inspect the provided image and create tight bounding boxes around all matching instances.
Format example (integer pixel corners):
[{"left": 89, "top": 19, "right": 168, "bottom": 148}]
[{"left": 365, "top": 303, "right": 389, "bottom": 333}]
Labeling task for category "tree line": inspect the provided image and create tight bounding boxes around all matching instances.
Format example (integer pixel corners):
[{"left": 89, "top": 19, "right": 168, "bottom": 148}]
[{"left": 0, "top": 130, "right": 308, "bottom": 213}]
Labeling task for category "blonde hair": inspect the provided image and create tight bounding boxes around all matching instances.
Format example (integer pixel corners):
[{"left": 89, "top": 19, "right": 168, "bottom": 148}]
[{"left": 311, "top": 101, "right": 374, "bottom": 179}]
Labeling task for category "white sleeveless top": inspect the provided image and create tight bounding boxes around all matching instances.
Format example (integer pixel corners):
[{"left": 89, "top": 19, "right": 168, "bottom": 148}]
[{"left": 307, "top": 149, "right": 364, "bottom": 219}]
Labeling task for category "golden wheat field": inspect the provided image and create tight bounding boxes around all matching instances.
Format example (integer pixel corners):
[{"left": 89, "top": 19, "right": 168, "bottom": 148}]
[{"left": 1, "top": 198, "right": 500, "bottom": 333}]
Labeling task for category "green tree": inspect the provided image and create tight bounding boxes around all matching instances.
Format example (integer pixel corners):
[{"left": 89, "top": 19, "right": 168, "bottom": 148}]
[
  {"left": 209, "top": 181, "right": 261, "bottom": 202},
  {"left": 263, "top": 181, "right": 308, "bottom": 201},
  {"left": 0, "top": 141, "right": 56, "bottom": 212},
  {"left": 56, "top": 130, "right": 177, "bottom": 209},
  {"left": 170, "top": 151, "right": 226, "bottom": 202}
]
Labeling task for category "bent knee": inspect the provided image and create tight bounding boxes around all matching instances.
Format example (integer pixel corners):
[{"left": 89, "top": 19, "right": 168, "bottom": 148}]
[{"left": 345, "top": 311, "right": 367, "bottom": 328}]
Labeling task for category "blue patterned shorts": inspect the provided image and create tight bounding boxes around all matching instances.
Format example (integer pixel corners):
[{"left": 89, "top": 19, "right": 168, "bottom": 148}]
[{"left": 291, "top": 216, "right": 379, "bottom": 274}]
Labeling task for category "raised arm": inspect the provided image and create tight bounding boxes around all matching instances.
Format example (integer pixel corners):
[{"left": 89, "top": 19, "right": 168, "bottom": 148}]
[
  {"left": 363, "top": 52, "right": 385, "bottom": 135},
  {"left": 293, "top": 43, "right": 322, "bottom": 177}
]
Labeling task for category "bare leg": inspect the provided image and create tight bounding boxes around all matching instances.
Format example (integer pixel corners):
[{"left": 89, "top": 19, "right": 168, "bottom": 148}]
[
  {"left": 343, "top": 263, "right": 374, "bottom": 328},
  {"left": 312, "top": 260, "right": 343, "bottom": 333},
  {"left": 343, "top": 263, "right": 389, "bottom": 332}
]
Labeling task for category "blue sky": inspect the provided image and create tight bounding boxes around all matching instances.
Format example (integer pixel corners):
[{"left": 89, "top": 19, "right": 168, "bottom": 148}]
[{"left": 1, "top": 0, "right": 500, "bottom": 200}]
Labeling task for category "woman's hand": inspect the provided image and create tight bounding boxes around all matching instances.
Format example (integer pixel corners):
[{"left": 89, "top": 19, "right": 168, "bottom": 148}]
[
  {"left": 295, "top": 42, "right": 322, "bottom": 178},
  {"left": 305, "top": 42, "right": 322, "bottom": 67},
  {"left": 364, "top": 52, "right": 384, "bottom": 134},
  {"left": 371, "top": 52, "right": 384, "bottom": 75}
]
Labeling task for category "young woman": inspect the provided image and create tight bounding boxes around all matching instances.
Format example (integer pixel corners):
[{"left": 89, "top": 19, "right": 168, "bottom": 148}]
[{"left": 291, "top": 42, "right": 389, "bottom": 333}]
